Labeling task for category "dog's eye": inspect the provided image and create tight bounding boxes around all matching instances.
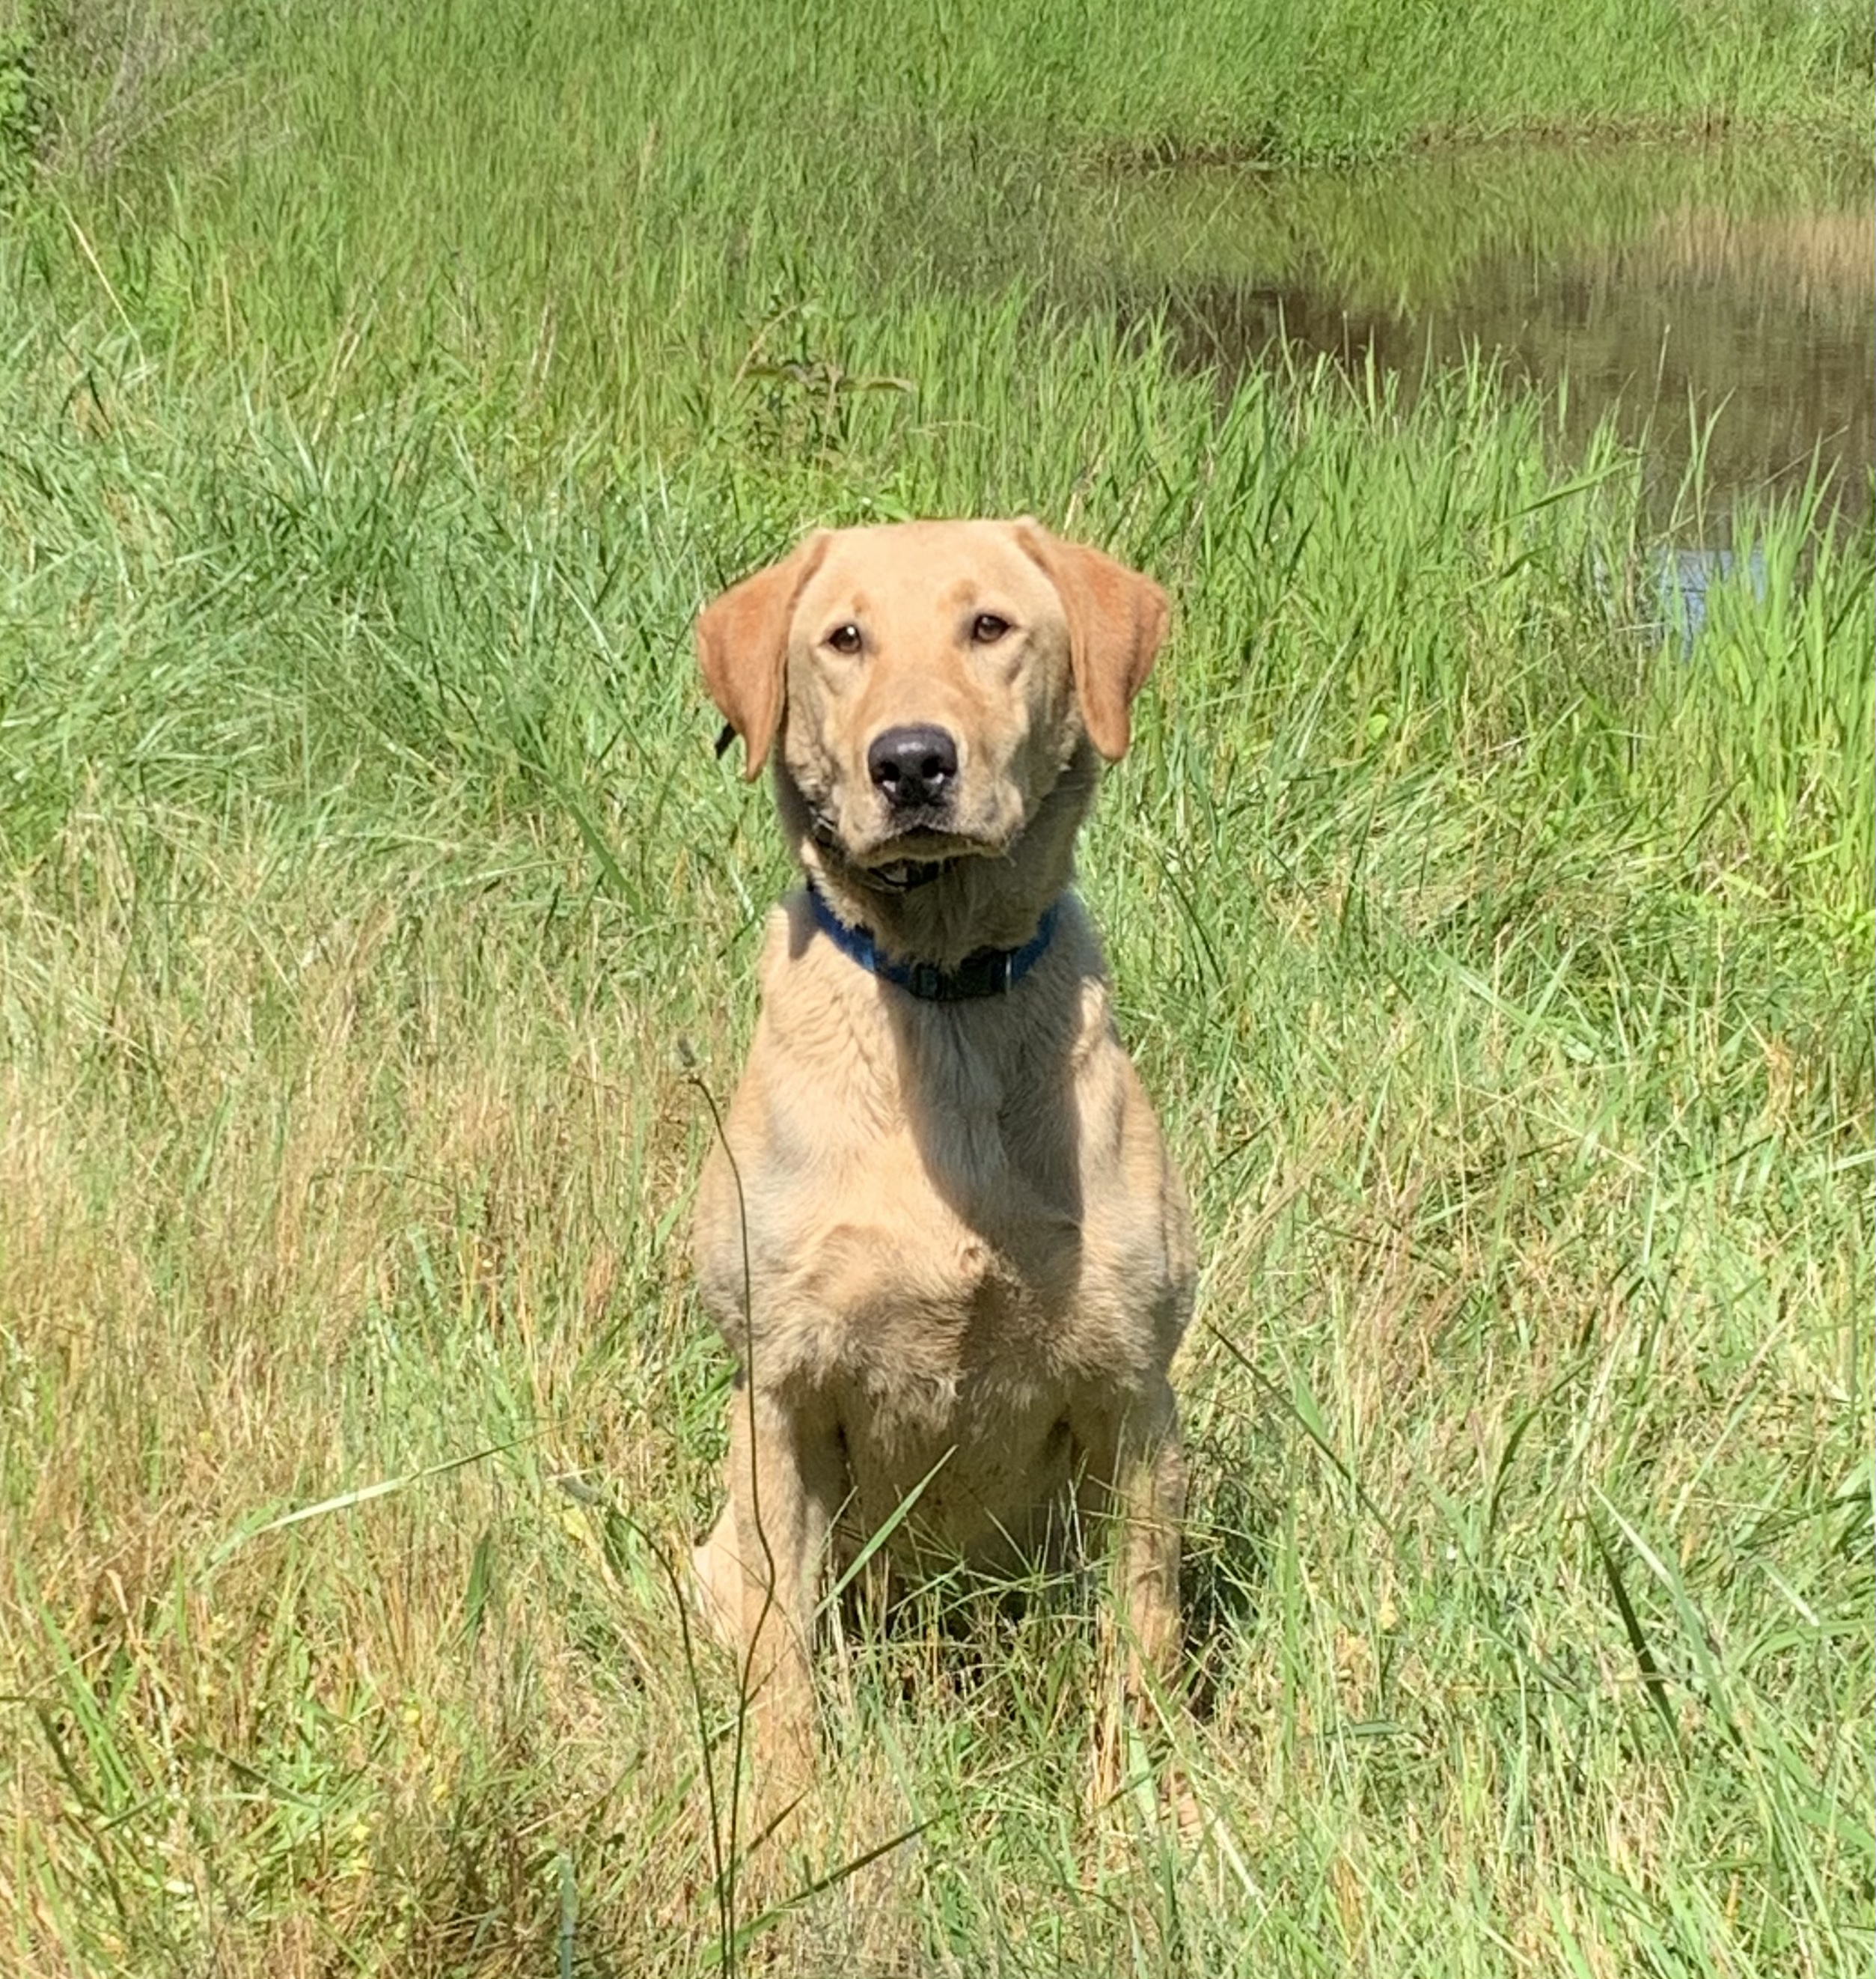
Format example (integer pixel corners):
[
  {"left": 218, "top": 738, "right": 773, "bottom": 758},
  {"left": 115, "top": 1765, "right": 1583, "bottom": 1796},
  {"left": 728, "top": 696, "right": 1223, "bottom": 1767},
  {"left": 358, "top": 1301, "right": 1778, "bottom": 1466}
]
[
  {"left": 971, "top": 613, "right": 1011, "bottom": 644},
  {"left": 825, "top": 623, "right": 863, "bottom": 655}
]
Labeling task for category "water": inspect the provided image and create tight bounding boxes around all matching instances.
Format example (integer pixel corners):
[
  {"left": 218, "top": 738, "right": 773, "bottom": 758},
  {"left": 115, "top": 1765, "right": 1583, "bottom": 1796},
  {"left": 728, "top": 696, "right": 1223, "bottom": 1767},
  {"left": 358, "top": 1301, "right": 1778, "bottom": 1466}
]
[{"left": 1096, "top": 141, "right": 1875, "bottom": 530}]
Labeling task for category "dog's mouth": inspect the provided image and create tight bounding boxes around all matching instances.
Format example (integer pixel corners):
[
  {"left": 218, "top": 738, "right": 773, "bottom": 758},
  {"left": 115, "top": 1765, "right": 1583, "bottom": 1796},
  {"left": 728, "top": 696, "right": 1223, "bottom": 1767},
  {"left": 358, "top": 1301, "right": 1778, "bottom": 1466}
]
[{"left": 808, "top": 808, "right": 1002, "bottom": 889}]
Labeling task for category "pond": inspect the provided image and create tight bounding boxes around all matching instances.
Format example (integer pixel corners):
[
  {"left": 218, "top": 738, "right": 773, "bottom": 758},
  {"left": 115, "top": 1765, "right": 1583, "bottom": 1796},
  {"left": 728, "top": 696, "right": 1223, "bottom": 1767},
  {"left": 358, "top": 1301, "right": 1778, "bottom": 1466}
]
[{"left": 1091, "top": 141, "right": 1874, "bottom": 533}]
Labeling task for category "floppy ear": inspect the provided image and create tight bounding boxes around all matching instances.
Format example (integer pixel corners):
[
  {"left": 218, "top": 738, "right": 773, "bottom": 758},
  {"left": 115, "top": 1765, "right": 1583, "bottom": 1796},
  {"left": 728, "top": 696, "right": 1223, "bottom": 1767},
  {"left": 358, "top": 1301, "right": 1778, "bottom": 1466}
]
[
  {"left": 1015, "top": 521, "right": 1170, "bottom": 760},
  {"left": 694, "top": 532, "right": 829, "bottom": 780}
]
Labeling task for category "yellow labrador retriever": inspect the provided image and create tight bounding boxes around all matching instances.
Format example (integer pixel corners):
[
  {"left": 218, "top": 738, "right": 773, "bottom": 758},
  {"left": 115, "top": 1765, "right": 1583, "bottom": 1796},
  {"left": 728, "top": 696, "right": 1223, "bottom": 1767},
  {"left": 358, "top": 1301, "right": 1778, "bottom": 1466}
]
[{"left": 691, "top": 519, "right": 1193, "bottom": 1804}]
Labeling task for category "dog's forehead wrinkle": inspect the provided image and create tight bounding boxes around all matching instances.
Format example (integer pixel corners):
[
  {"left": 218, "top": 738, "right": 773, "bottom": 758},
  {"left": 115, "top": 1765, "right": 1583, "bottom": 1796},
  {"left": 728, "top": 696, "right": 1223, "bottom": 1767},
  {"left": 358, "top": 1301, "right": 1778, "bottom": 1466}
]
[{"left": 804, "top": 582, "right": 870, "bottom": 628}]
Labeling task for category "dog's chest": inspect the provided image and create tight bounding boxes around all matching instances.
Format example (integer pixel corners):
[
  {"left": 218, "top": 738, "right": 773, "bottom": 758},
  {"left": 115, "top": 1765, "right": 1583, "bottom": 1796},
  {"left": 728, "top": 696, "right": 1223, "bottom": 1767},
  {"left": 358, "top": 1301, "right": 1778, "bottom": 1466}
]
[
  {"left": 697, "top": 922, "right": 1180, "bottom": 1446},
  {"left": 768, "top": 1135, "right": 1096, "bottom": 1539},
  {"left": 757, "top": 1112, "right": 1086, "bottom": 1381}
]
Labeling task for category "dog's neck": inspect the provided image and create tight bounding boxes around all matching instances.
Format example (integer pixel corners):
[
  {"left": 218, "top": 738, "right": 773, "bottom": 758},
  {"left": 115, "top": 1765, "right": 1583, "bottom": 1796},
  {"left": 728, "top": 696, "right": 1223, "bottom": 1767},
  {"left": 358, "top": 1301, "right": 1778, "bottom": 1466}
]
[{"left": 774, "top": 743, "right": 1099, "bottom": 972}]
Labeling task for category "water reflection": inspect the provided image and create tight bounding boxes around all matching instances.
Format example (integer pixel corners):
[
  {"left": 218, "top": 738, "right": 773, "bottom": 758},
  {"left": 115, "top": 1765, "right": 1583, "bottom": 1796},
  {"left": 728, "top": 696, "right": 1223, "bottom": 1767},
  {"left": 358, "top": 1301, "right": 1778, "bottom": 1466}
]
[{"left": 1098, "top": 143, "right": 1875, "bottom": 525}]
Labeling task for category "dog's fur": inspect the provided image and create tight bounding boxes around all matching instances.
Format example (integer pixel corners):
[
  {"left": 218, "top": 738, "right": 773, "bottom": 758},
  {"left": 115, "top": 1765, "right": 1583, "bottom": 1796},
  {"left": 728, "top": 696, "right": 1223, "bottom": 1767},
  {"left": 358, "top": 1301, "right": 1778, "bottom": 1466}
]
[{"left": 691, "top": 518, "right": 1194, "bottom": 1803}]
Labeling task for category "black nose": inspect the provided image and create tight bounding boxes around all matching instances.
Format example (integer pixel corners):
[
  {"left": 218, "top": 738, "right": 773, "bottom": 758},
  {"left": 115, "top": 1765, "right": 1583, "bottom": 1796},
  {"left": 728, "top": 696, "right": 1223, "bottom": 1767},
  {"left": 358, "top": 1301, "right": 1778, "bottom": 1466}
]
[{"left": 867, "top": 725, "right": 959, "bottom": 811}]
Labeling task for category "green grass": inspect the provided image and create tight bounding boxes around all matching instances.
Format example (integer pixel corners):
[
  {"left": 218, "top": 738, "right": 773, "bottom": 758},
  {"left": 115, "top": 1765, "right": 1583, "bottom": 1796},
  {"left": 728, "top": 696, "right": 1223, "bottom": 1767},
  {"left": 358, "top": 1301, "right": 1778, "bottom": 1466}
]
[{"left": 1, "top": 2, "right": 1872, "bottom": 1974}]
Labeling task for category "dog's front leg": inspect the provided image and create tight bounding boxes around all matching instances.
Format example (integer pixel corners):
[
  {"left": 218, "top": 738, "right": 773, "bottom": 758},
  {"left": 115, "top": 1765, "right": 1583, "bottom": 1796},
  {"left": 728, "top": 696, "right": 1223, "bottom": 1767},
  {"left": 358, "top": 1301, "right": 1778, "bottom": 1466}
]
[
  {"left": 1116, "top": 1387, "right": 1186, "bottom": 1703},
  {"left": 1074, "top": 1378, "right": 1187, "bottom": 1802},
  {"left": 724, "top": 1382, "right": 843, "bottom": 1811}
]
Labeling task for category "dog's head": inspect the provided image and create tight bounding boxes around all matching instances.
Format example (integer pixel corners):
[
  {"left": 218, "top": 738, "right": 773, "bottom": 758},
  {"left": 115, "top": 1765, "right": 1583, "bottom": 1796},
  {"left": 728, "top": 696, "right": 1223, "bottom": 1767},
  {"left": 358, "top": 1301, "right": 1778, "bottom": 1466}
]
[{"left": 696, "top": 519, "right": 1168, "bottom": 878}]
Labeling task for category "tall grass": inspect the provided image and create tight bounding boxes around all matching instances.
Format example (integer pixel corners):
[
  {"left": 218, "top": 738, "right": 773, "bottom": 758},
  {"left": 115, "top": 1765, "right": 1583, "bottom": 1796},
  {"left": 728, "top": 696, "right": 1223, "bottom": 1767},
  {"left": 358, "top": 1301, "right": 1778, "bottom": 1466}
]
[
  {"left": 14, "top": 0, "right": 1874, "bottom": 451},
  {"left": 1092, "top": 140, "right": 1875, "bottom": 314},
  {"left": 1, "top": 2, "right": 1871, "bottom": 1974}
]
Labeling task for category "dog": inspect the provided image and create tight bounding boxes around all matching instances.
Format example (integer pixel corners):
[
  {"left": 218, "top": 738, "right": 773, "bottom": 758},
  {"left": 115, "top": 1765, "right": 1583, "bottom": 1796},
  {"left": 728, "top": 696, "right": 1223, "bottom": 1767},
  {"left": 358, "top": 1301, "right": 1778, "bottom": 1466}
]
[{"left": 690, "top": 518, "right": 1194, "bottom": 1809}]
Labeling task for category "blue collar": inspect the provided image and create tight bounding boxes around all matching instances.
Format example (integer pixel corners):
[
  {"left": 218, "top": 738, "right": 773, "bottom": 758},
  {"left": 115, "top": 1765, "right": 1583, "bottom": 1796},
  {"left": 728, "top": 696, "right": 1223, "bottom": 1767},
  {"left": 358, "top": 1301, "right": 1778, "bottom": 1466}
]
[{"left": 807, "top": 885, "right": 1061, "bottom": 1002}]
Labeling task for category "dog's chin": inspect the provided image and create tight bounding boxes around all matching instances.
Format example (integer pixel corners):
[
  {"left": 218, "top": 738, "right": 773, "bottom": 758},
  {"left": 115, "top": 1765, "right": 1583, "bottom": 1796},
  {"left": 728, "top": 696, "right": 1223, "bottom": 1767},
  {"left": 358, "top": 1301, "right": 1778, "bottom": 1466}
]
[
  {"left": 847, "top": 826, "right": 1009, "bottom": 876},
  {"left": 814, "top": 805, "right": 1018, "bottom": 873}
]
